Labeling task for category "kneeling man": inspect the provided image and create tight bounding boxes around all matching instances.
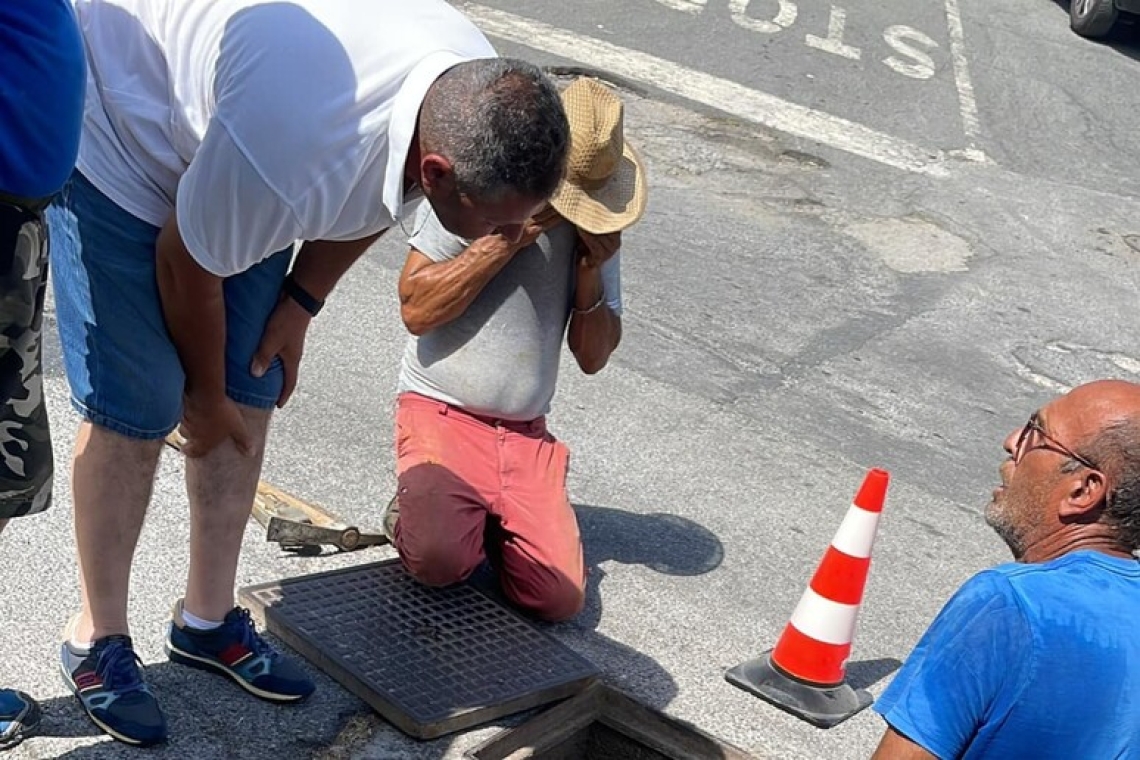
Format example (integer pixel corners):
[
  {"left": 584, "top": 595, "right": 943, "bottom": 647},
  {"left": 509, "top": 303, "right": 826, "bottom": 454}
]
[{"left": 388, "top": 78, "right": 647, "bottom": 621}]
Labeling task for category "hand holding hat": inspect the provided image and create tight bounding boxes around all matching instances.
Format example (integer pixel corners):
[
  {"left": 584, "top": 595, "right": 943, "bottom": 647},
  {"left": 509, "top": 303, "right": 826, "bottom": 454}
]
[
  {"left": 576, "top": 230, "right": 621, "bottom": 269},
  {"left": 548, "top": 78, "right": 648, "bottom": 235}
]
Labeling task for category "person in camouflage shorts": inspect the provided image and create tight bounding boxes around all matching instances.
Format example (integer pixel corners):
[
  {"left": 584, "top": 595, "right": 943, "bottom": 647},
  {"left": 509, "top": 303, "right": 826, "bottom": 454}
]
[
  {"left": 0, "top": 0, "right": 87, "bottom": 749},
  {"left": 0, "top": 198, "right": 53, "bottom": 520}
]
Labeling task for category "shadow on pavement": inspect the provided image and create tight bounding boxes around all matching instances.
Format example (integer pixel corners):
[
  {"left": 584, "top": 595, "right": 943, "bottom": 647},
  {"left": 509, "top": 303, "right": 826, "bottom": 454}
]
[
  {"left": 845, "top": 657, "right": 904, "bottom": 691},
  {"left": 576, "top": 504, "right": 725, "bottom": 579},
  {"left": 464, "top": 502, "right": 724, "bottom": 713},
  {"left": 27, "top": 656, "right": 365, "bottom": 759},
  {"left": 550, "top": 504, "right": 725, "bottom": 710},
  {"left": 1103, "top": 17, "right": 1140, "bottom": 58},
  {"left": 573, "top": 503, "right": 724, "bottom": 633}
]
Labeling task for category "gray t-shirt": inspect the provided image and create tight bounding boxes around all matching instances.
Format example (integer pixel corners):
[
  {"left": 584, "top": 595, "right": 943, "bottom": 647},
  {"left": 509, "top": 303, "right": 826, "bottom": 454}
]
[{"left": 397, "top": 202, "right": 622, "bottom": 421}]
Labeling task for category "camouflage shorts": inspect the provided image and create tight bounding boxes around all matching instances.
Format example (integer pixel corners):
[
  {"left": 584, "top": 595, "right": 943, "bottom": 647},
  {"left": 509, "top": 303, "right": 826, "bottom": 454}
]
[{"left": 0, "top": 198, "right": 52, "bottom": 519}]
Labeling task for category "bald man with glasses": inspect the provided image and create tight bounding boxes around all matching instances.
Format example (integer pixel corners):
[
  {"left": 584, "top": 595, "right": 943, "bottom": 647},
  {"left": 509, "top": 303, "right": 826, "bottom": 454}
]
[{"left": 871, "top": 379, "right": 1140, "bottom": 760}]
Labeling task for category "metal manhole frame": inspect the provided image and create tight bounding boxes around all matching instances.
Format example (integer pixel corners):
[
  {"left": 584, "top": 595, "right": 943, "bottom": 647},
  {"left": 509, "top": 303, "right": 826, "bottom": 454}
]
[
  {"left": 239, "top": 559, "right": 599, "bottom": 740},
  {"left": 466, "top": 681, "right": 758, "bottom": 759}
]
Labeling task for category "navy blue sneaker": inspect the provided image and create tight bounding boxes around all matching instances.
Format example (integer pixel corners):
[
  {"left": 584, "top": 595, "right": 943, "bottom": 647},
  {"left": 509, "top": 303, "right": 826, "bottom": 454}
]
[
  {"left": 165, "top": 601, "right": 314, "bottom": 703},
  {"left": 60, "top": 635, "right": 168, "bottom": 746},
  {"left": 0, "top": 689, "right": 40, "bottom": 749}
]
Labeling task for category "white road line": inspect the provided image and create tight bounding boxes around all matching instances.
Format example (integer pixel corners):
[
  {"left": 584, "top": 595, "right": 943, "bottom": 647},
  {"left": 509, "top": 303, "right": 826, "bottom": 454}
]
[
  {"left": 462, "top": 3, "right": 951, "bottom": 177},
  {"left": 805, "top": 6, "right": 862, "bottom": 61},
  {"left": 943, "top": 0, "right": 985, "bottom": 160},
  {"left": 653, "top": 0, "right": 706, "bottom": 15}
]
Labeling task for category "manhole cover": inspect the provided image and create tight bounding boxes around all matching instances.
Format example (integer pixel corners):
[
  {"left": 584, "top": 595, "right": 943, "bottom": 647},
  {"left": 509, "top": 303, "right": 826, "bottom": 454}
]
[
  {"left": 467, "top": 682, "right": 757, "bottom": 760},
  {"left": 238, "top": 560, "right": 599, "bottom": 739}
]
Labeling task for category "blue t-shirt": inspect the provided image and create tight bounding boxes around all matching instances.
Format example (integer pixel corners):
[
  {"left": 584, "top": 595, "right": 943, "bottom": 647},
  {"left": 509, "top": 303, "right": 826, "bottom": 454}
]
[
  {"left": 0, "top": 0, "right": 87, "bottom": 200},
  {"left": 876, "top": 550, "right": 1140, "bottom": 759}
]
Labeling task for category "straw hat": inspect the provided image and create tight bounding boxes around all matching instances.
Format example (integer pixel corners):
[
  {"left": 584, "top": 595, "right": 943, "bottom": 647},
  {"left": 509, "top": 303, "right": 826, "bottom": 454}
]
[{"left": 548, "top": 78, "right": 648, "bottom": 235}]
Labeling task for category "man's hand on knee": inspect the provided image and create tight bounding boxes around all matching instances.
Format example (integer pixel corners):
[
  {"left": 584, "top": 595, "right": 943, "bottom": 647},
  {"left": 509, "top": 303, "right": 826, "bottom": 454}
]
[{"left": 179, "top": 394, "right": 254, "bottom": 458}]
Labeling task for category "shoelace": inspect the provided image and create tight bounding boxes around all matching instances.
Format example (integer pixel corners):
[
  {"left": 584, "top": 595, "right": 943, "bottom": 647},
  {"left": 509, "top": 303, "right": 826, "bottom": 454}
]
[
  {"left": 231, "top": 608, "right": 277, "bottom": 661},
  {"left": 94, "top": 638, "right": 146, "bottom": 693}
]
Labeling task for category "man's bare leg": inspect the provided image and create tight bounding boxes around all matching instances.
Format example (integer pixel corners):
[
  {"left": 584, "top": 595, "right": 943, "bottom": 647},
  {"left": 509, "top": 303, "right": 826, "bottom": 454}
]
[
  {"left": 71, "top": 422, "right": 164, "bottom": 642},
  {"left": 183, "top": 406, "right": 270, "bottom": 621},
  {"left": 173, "top": 405, "right": 313, "bottom": 702}
]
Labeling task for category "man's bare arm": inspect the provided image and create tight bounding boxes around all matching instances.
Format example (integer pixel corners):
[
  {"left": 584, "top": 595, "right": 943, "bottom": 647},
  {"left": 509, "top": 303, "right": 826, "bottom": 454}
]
[
  {"left": 567, "top": 263, "right": 621, "bottom": 374},
  {"left": 250, "top": 231, "right": 384, "bottom": 406},
  {"left": 398, "top": 224, "right": 542, "bottom": 335},
  {"left": 870, "top": 727, "right": 938, "bottom": 760},
  {"left": 155, "top": 212, "right": 252, "bottom": 456},
  {"left": 566, "top": 228, "right": 622, "bottom": 374},
  {"left": 289, "top": 232, "right": 384, "bottom": 301},
  {"left": 156, "top": 215, "right": 227, "bottom": 399}
]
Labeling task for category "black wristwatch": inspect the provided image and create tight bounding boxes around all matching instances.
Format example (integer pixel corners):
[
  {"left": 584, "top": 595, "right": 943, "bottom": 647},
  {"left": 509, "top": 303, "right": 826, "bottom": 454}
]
[{"left": 281, "top": 274, "right": 324, "bottom": 317}]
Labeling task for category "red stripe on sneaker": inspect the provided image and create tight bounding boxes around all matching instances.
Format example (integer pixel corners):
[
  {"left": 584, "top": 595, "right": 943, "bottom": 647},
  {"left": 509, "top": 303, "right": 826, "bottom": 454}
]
[
  {"left": 75, "top": 671, "right": 103, "bottom": 691},
  {"left": 219, "top": 643, "right": 251, "bottom": 667}
]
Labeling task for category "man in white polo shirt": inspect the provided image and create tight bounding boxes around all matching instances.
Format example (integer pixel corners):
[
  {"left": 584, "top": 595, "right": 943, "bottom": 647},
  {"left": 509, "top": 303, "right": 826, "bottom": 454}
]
[{"left": 46, "top": 0, "right": 569, "bottom": 745}]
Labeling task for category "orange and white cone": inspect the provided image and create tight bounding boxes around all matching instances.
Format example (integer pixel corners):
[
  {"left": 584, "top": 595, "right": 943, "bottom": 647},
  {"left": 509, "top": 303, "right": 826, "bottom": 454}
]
[{"left": 726, "top": 468, "right": 889, "bottom": 728}]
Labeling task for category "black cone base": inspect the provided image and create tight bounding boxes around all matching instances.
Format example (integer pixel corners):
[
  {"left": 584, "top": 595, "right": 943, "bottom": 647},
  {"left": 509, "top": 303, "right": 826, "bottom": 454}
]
[{"left": 725, "top": 650, "right": 873, "bottom": 729}]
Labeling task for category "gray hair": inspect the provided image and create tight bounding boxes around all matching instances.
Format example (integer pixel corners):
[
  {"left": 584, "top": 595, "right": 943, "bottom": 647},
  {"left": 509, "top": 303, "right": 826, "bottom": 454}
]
[
  {"left": 1069, "top": 419, "right": 1140, "bottom": 552},
  {"left": 419, "top": 58, "right": 569, "bottom": 202}
]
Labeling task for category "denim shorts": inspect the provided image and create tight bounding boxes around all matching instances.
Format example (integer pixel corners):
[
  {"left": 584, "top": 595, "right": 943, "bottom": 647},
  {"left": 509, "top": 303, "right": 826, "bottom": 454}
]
[{"left": 46, "top": 171, "right": 290, "bottom": 439}]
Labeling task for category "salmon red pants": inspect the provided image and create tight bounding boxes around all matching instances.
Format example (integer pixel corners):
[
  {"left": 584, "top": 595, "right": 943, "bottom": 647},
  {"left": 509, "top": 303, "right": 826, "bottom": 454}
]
[{"left": 393, "top": 392, "right": 586, "bottom": 621}]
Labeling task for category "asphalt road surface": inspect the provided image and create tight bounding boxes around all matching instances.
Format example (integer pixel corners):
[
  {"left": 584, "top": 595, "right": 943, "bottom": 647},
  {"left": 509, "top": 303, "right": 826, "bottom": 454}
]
[
  {"left": 470, "top": 0, "right": 1140, "bottom": 194},
  {"left": 2, "top": 2, "right": 1140, "bottom": 759}
]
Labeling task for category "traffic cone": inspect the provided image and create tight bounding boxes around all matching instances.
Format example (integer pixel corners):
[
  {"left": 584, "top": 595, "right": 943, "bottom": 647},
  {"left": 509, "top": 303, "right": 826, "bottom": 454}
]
[{"left": 726, "top": 468, "right": 889, "bottom": 728}]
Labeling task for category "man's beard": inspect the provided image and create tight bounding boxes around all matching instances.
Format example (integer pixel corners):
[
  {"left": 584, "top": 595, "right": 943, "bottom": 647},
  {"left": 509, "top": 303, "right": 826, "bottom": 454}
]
[{"left": 985, "top": 495, "right": 1026, "bottom": 559}]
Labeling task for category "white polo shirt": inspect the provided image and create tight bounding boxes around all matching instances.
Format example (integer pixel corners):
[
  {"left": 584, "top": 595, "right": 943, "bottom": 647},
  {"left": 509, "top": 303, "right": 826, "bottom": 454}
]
[{"left": 74, "top": 0, "right": 496, "bottom": 276}]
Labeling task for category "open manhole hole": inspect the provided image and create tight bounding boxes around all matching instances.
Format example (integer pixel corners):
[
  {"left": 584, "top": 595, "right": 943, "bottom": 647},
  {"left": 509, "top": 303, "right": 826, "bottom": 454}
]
[{"left": 468, "top": 682, "right": 756, "bottom": 760}]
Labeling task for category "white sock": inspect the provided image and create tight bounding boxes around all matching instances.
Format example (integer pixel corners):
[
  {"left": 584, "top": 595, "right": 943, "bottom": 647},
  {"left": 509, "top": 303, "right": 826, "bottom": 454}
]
[
  {"left": 181, "top": 608, "right": 223, "bottom": 631},
  {"left": 66, "top": 616, "right": 93, "bottom": 651}
]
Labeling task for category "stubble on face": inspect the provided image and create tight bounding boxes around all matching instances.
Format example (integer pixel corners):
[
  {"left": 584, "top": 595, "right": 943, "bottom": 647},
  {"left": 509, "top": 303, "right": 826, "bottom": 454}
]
[
  {"left": 985, "top": 460, "right": 1047, "bottom": 560},
  {"left": 985, "top": 489, "right": 1027, "bottom": 558}
]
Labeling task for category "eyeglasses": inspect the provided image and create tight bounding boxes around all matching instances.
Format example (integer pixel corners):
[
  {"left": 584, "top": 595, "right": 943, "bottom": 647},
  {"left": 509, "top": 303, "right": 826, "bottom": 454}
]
[{"left": 1013, "top": 412, "right": 1099, "bottom": 471}]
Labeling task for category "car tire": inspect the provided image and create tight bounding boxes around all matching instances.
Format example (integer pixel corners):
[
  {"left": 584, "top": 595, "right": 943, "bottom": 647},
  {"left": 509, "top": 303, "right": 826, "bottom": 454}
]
[{"left": 1070, "top": 0, "right": 1118, "bottom": 38}]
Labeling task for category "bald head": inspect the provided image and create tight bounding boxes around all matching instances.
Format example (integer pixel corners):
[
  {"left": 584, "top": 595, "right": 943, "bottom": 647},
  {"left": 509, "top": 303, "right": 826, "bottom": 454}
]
[
  {"left": 1051, "top": 380, "right": 1140, "bottom": 554},
  {"left": 1056, "top": 380, "right": 1140, "bottom": 439}
]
